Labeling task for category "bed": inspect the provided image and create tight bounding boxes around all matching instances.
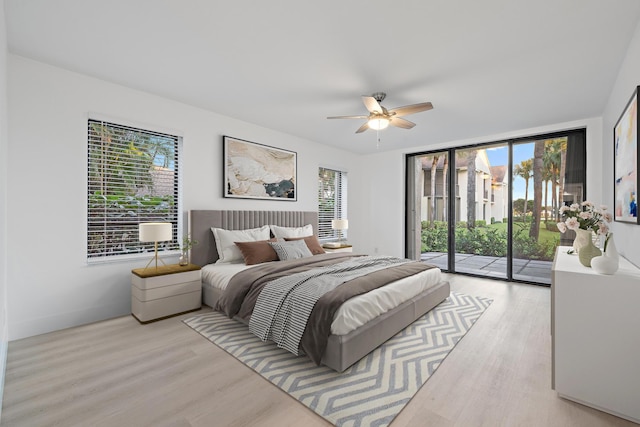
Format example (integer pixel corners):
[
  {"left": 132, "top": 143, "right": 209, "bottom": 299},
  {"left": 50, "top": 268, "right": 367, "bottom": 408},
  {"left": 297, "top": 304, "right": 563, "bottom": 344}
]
[{"left": 190, "top": 210, "right": 450, "bottom": 372}]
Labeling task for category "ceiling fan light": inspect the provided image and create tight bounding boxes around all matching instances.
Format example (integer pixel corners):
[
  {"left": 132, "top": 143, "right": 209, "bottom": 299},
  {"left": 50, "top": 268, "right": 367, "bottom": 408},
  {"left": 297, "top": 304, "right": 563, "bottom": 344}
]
[{"left": 368, "top": 117, "right": 389, "bottom": 130}]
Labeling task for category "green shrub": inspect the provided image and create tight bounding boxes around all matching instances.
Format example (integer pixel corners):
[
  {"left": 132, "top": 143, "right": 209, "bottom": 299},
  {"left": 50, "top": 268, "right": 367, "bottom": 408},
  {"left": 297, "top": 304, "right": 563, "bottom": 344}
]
[
  {"left": 476, "top": 220, "right": 487, "bottom": 227},
  {"left": 545, "top": 222, "right": 559, "bottom": 232},
  {"left": 421, "top": 225, "right": 448, "bottom": 252}
]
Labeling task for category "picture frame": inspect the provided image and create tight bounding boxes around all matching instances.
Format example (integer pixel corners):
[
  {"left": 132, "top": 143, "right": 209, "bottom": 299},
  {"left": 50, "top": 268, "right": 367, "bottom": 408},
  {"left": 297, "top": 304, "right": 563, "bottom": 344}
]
[
  {"left": 613, "top": 86, "right": 639, "bottom": 224},
  {"left": 223, "top": 135, "right": 297, "bottom": 201}
]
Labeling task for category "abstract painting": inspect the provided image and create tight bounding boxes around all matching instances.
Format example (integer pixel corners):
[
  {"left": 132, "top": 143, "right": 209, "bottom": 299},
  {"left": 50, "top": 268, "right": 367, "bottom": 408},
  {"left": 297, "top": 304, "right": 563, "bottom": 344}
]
[
  {"left": 223, "top": 136, "right": 297, "bottom": 201},
  {"left": 614, "top": 86, "right": 639, "bottom": 223}
]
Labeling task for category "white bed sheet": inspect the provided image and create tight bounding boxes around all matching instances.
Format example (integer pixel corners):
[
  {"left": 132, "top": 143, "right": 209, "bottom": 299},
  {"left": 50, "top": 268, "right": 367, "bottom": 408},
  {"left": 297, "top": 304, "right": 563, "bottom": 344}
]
[{"left": 201, "top": 260, "right": 442, "bottom": 336}]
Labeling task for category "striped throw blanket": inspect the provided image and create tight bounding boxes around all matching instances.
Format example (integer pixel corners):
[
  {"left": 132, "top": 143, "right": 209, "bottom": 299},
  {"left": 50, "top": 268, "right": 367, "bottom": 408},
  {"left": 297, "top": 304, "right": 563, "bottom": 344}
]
[{"left": 248, "top": 255, "right": 411, "bottom": 355}]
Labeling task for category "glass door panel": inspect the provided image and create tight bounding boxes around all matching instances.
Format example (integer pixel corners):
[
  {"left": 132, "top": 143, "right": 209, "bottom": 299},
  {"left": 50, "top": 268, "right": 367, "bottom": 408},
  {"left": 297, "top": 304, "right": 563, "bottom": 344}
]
[
  {"left": 453, "top": 145, "right": 508, "bottom": 278},
  {"left": 511, "top": 136, "right": 579, "bottom": 285},
  {"left": 406, "top": 152, "right": 449, "bottom": 269}
]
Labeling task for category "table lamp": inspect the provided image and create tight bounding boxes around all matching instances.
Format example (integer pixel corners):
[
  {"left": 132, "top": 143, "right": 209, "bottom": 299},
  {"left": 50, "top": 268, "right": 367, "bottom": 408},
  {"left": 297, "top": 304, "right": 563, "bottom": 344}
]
[
  {"left": 331, "top": 219, "right": 348, "bottom": 244},
  {"left": 139, "top": 222, "right": 172, "bottom": 269}
]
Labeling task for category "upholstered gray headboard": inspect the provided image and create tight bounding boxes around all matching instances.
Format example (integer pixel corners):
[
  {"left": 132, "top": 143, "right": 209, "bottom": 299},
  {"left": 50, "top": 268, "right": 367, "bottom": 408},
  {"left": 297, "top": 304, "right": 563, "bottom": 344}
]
[{"left": 189, "top": 210, "right": 319, "bottom": 266}]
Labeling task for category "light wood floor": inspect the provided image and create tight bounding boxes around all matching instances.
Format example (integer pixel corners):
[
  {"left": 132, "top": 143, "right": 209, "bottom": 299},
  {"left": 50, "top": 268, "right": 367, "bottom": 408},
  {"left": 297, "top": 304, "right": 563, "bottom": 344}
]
[{"left": 1, "top": 274, "right": 636, "bottom": 427}]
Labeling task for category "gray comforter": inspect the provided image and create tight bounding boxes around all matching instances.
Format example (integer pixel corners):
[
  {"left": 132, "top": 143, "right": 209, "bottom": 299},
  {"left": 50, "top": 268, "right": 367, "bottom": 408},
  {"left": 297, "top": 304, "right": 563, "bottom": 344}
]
[{"left": 216, "top": 253, "right": 437, "bottom": 365}]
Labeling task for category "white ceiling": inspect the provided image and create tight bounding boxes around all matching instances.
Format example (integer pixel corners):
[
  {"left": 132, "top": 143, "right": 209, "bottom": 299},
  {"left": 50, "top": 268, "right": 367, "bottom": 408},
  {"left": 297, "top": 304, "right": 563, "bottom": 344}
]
[{"left": 5, "top": 0, "right": 640, "bottom": 154}]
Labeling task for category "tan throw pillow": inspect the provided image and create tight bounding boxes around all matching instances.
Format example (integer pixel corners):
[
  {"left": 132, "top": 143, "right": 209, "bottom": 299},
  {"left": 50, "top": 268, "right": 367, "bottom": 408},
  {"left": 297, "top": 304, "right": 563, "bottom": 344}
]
[
  {"left": 284, "top": 235, "right": 326, "bottom": 255},
  {"left": 234, "top": 239, "right": 278, "bottom": 265}
]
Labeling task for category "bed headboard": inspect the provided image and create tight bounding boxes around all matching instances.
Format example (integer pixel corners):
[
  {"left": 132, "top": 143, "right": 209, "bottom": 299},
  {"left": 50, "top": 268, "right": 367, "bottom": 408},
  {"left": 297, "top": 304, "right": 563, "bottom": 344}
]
[{"left": 189, "top": 210, "right": 319, "bottom": 266}]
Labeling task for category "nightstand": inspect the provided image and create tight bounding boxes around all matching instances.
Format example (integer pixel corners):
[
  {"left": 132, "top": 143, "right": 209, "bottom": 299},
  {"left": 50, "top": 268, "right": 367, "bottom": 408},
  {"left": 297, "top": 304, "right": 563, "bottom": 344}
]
[
  {"left": 322, "top": 244, "right": 353, "bottom": 253},
  {"left": 131, "top": 263, "right": 202, "bottom": 323}
]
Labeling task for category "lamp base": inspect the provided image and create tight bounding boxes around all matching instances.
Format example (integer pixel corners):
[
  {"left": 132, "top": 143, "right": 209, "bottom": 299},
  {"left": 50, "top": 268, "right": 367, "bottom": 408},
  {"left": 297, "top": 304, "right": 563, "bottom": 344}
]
[{"left": 143, "top": 243, "right": 167, "bottom": 270}]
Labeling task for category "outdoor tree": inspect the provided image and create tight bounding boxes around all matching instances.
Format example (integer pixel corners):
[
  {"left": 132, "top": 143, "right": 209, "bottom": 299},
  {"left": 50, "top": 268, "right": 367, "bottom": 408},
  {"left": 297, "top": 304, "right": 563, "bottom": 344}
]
[
  {"left": 466, "top": 149, "right": 478, "bottom": 229},
  {"left": 514, "top": 159, "right": 533, "bottom": 222},
  {"left": 530, "top": 140, "right": 545, "bottom": 240},
  {"left": 430, "top": 155, "right": 439, "bottom": 225},
  {"left": 442, "top": 155, "right": 448, "bottom": 220}
]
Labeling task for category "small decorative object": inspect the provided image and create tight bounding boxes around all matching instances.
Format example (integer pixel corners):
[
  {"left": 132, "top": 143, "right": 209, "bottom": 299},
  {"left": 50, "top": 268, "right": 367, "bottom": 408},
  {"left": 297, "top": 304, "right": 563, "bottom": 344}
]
[
  {"left": 179, "top": 234, "right": 198, "bottom": 266},
  {"left": 557, "top": 201, "right": 612, "bottom": 254},
  {"left": 578, "top": 238, "right": 601, "bottom": 267},
  {"left": 572, "top": 228, "right": 593, "bottom": 254},
  {"left": 592, "top": 233, "right": 620, "bottom": 274},
  {"left": 604, "top": 232, "right": 619, "bottom": 262},
  {"left": 591, "top": 255, "right": 619, "bottom": 274}
]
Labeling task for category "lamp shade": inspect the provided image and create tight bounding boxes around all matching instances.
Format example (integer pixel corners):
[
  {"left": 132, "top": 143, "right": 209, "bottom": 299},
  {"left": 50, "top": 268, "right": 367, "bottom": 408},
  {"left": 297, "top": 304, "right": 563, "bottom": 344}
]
[
  {"left": 139, "top": 222, "right": 172, "bottom": 242},
  {"left": 331, "top": 219, "right": 349, "bottom": 230}
]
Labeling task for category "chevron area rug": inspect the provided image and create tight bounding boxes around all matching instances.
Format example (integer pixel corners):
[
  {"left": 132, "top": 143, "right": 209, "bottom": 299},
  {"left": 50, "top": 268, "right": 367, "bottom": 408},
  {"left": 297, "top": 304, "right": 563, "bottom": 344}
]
[{"left": 183, "top": 292, "right": 492, "bottom": 427}]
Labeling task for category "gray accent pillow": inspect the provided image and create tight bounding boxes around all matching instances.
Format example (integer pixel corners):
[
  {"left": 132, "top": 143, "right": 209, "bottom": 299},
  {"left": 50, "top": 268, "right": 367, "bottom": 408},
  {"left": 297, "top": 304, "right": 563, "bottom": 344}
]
[{"left": 269, "top": 239, "right": 313, "bottom": 260}]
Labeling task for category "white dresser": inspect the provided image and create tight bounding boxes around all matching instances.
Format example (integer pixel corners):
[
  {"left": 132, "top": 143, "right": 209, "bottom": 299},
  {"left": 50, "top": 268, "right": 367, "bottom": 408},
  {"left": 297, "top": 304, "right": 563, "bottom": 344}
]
[
  {"left": 552, "top": 246, "right": 640, "bottom": 423},
  {"left": 131, "top": 263, "right": 202, "bottom": 323}
]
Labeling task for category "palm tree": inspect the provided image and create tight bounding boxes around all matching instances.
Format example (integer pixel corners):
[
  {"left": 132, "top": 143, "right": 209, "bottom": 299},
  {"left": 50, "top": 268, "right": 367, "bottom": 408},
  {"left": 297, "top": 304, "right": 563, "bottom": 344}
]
[
  {"left": 442, "top": 155, "right": 449, "bottom": 221},
  {"left": 555, "top": 138, "right": 568, "bottom": 220},
  {"left": 466, "top": 150, "right": 478, "bottom": 229},
  {"left": 530, "top": 141, "right": 545, "bottom": 240},
  {"left": 544, "top": 139, "right": 563, "bottom": 220},
  {"left": 514, "top": 159, "right": 533, "bottom": 222},
  {"left": 430, "top": 155, "right": 439, "bottom": 225}
]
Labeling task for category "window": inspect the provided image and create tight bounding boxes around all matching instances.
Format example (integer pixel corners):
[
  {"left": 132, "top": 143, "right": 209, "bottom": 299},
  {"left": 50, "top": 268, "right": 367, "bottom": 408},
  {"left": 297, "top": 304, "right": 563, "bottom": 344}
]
[
  {"left": 318, "top": 167, "right": 347, "bottom": 240},
  {"left": 87, "top": 119, "right": 181, "bottom": 261}
]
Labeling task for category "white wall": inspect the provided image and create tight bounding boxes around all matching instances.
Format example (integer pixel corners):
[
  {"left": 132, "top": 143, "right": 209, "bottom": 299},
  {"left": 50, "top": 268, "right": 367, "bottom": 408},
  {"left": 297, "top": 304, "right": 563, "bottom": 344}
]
[
  {"left": 6, "top": 55, "right": 358, "bottom": 340},
  {"left": 0, "top": 0, "right": 9, "bottom": 419},
  {"left": 350, "top": 118, "right": 604, "bottom": 258},
  {"left": 602, "top": 18, "right": 640, "bottom": 267}
]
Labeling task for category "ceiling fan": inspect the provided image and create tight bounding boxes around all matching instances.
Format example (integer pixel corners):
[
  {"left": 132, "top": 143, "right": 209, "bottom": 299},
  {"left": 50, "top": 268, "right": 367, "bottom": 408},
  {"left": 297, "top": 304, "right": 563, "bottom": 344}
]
[{"left": 327, "top": 92, "right": 433, "bottom": 133}]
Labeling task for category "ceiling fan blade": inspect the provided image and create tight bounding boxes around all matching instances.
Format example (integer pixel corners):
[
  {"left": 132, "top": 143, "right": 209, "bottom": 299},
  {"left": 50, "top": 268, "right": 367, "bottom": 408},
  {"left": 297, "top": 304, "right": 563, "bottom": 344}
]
[
  {"left": 362, "top": 96, "right": 383, "bottom": 114},
  {"left": 388, "top": 102, "right": 433, "bottom": 117},
  {"left": 355, "top": 122, "right": 370, "bottom": 133},
  {"left": 389, "top": 117, "right": 416, "bottom": 129},
  {"left": 327, "top": 115, "right": 369, "bottom": 120}
]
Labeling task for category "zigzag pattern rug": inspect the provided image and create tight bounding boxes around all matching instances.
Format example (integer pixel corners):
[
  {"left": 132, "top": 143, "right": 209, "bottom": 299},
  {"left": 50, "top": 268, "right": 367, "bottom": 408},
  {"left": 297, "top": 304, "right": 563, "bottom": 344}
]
[{"left": 183, "top": 292, "right": 492, "bottom": 427}]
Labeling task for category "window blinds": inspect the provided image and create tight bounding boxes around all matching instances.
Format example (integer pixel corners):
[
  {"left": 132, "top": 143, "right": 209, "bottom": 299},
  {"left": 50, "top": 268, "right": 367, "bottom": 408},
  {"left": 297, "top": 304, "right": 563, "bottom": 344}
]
[
  {"left": 318, "top": 167, "right": 347, "bottom": 240},
  {"left": 87, "top": 119, "right": 180, "bottom": 260}
]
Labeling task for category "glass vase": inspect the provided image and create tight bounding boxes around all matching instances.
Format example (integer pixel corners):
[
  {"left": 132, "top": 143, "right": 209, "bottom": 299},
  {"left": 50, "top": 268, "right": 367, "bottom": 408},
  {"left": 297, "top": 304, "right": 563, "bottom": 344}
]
[{"left": 179, "top": 251, "right": 189, "bottom": 266}]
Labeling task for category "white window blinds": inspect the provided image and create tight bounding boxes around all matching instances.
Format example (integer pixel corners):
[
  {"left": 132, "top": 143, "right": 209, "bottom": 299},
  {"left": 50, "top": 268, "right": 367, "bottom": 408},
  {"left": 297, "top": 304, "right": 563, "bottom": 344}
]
[
  {"left": 87, "top": 119, "right": 181, "bottom": 260},
  {"left": 318, "top": 167, "right": 347, "bottom": 240}
]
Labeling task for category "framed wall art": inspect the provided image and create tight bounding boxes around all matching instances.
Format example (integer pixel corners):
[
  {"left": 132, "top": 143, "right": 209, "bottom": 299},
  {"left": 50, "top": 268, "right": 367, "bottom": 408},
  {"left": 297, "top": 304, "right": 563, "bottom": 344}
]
[
  {"left": 223, "top": 136, "right": 297, "bottom": 201},
  {"left": 614, "top": 86, "right": 639, "bottom": 224}
]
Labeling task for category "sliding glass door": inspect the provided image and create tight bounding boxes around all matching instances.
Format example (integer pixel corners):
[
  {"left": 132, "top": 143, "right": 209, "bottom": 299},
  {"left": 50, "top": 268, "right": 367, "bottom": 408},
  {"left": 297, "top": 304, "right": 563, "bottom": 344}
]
[{"left": 406, "top": 129, "right": 586, "bottom": 285}]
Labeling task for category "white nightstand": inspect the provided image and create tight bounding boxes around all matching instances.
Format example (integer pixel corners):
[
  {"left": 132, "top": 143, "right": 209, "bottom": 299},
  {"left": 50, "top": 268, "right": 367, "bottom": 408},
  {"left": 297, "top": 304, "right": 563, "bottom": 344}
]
[
  {"left": 131, "top": 263, "right": 202, "bottom": 323},
  {"left": 322, "top": 244, "right": 353, "bottom": 253}
]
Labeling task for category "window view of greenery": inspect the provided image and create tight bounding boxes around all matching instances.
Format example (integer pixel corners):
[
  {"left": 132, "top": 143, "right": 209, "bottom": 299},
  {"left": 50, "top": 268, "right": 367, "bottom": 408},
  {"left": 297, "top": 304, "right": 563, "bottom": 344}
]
[
  {"left": 318, "top": 167, "right": 346, "bottom": 240},
  {"left": 87, "top": 120, "right": 180, "bottom": 259},
  {"left": 417, "top": 135, "right": 583, "bottom": 284}
]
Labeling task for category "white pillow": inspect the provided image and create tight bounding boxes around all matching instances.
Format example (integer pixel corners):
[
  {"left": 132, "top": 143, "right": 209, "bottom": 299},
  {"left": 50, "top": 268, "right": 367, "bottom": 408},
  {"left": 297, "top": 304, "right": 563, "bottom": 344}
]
[
  {"left": 270, "top": 224, "right": 313, "bottom": 239},
  {"left": 211, "top": 225, "right": 270, "bottom": 264},
  {"left": 269, "top": 239, "right": 313, "bottom": 260}
]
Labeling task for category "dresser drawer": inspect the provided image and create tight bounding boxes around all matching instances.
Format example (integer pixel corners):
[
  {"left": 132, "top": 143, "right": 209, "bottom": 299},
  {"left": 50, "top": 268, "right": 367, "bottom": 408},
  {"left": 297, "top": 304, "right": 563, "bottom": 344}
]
[
  {"left": 132, "top": 269, "right": 201, "bottom": 290},
  {"left": 132, "top": 290, "right": 201, "bottom": 323},
  {"left": 132, "top": 279, "right": 201, "bottom": 302}
]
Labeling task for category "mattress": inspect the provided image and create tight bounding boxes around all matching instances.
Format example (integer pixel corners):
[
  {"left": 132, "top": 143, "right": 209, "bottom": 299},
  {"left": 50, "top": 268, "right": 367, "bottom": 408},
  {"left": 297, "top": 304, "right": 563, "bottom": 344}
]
[{"left": 201, "top": 260, "right": 442, "bottom": 336}]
